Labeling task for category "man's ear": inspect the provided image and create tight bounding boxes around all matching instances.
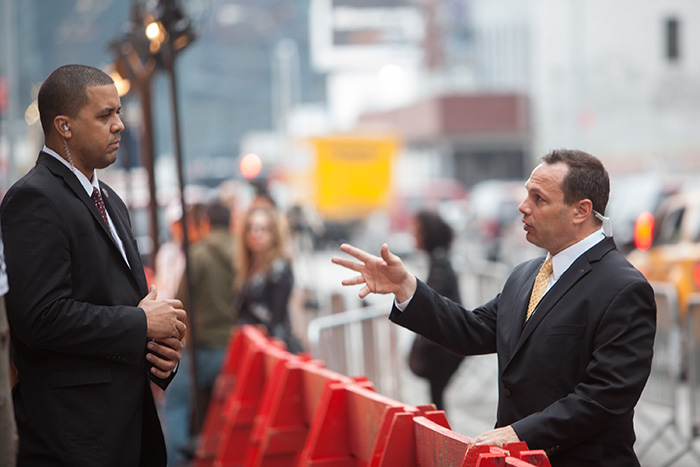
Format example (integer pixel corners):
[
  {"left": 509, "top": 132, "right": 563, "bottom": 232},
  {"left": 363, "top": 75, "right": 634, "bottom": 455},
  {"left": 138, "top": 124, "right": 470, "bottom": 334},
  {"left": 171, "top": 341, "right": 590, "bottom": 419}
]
[
  {"left": 54, "top": 116, "right": 71, "bottom": 139},
  {"left": 573, "top": 199, "right": 593, "bottom": 223}
]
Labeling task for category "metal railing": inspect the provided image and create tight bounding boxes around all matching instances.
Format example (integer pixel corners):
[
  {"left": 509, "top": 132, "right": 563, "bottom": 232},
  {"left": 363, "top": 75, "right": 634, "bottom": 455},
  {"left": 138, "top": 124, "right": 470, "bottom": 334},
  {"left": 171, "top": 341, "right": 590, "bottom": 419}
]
[
  {"left": 652, "top": 293, "right": 700, "bottom": 466},
  {"left": 305, "top": 261, "right": 510, "bottom": 402},
  {"left": 636, "top": 281, "right": 683, "bottom": 461},
  {"left": 306, "top": 299, "right": 402, "bottom": 399}
]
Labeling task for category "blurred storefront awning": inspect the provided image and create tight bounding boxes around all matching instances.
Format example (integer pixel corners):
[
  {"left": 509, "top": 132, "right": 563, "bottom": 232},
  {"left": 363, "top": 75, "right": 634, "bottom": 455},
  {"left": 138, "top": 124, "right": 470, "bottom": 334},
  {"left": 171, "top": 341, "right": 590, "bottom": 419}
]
[{"left": 358, "top": 93, "right": 530, "bottom": 145}]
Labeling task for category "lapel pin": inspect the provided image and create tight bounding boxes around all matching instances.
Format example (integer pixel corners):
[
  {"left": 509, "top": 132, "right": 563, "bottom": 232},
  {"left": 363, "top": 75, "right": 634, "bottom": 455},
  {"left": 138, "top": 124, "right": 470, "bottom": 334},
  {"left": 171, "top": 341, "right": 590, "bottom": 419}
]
[
  {"left": 102, "top": 188, "right": 109, "bottom": 199},
  {"left": 576, "top": 268, "right": 584, "bottom": 278}
]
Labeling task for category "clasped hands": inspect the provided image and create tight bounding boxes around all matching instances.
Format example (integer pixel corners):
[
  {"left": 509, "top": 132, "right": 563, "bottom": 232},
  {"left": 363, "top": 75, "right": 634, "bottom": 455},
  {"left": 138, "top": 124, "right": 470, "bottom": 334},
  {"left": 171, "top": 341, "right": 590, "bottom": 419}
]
[
  {"left": 333, "top": 243, "right": 520, "bottom": 449},
  {"left": 139, "top": 285, "right": 187, "bottom": 379}
]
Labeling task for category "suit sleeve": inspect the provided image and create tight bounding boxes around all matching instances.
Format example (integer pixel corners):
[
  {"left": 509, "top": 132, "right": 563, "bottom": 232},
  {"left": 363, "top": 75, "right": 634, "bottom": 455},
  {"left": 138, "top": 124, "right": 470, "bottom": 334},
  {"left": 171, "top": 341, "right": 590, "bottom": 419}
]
[
  {"left": 1, "top": 185, "right": 147, "bottom": 365},
  {"left": 511, "top": 279, "right": 656, "bottom": 452},
  {"left": 390, "top": 279, "right": 499, "bottom": 356}
]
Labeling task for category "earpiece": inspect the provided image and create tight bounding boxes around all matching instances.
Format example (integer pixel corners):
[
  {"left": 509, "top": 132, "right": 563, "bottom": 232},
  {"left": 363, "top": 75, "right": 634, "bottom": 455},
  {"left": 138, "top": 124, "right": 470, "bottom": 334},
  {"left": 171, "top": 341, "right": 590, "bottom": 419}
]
[{"left": 63, "top": 124, "right": 69, "bottom": 131}]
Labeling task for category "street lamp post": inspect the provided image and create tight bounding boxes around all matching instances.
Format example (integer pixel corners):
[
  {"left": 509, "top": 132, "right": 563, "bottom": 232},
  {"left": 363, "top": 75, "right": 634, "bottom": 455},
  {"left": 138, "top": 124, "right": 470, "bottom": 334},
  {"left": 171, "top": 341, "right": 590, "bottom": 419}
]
[{"left": 146, "top": 0, "right": 203, "bottom": 430}]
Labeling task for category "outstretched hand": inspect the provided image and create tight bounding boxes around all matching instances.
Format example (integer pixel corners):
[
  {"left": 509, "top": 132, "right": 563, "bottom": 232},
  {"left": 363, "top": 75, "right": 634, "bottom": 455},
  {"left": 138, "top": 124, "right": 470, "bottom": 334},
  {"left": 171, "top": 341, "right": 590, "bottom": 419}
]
[{"left": 331, "top": 243, "right": 417, "bottom": 302}]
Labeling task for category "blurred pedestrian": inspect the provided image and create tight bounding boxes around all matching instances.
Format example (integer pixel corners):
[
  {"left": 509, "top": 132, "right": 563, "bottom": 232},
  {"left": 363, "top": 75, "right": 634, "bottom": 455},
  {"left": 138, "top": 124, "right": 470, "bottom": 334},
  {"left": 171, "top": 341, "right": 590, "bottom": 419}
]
[
  {"left": 163, "top": 201, "right": 237, "bottom": 466},
  {"left": 407, "top": 210, "right": 465, "bottom": 411},
  {"left": 332, "top": 149, "right": 656, "bottom": 467},
  {"left": 0, "top": 64, "right": 186, "bottom": 466},
  {"left": 237, "top": 206, "right": 303, "bottom": 352},
  {"left": 154, "top": 203, "right": 207, "bottom": 300}
]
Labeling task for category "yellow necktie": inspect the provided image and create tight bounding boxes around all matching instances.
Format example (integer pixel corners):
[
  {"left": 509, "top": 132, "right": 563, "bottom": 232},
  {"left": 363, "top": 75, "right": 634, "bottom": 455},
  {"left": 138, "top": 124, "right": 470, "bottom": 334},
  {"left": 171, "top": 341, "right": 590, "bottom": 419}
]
[{"left": 526, "top": 258, "right": 553, "bottom": 321}]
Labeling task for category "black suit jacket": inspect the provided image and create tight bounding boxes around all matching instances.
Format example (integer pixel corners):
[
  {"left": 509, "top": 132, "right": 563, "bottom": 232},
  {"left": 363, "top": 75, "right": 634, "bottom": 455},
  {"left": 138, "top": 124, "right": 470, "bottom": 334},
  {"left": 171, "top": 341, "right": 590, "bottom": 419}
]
[
  {"left": 1, "top": 152, "right": 171, "bottom": 466},
  {"left": 391, "top": 237, "right": 656, "bottom": 467}
]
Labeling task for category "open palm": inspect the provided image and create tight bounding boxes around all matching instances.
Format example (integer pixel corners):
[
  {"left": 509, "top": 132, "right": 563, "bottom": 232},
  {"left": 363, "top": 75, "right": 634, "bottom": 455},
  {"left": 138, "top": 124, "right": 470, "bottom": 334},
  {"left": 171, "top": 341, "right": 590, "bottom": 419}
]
[{"left": 332, "top": 243, "right": 416, "bottom": 301}]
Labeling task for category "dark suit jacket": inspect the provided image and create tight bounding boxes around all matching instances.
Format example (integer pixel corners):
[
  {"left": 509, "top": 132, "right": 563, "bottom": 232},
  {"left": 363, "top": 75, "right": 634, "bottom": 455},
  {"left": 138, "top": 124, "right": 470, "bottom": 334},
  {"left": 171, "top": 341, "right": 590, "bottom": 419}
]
[
  {"left": 391, "top": 237, "right": 656, "bottom": 467},
  {"left": 1, "top": 152, "right": 171, "bottom": 466}
]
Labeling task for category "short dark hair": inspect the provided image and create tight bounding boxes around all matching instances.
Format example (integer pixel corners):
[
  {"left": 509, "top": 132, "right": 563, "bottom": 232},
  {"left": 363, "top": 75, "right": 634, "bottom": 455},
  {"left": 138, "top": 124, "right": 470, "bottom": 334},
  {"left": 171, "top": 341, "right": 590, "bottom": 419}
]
[
  {"left": 415, "top": 210, "right": 454, "bottom": 253},
  {"left": 206, "top": 201, "right": 231, "bottom": 228},
  {"left": 541, "top": 149, "right": 610, "bottom": 221},
  {"left": 38, "top": 64, "right": 114, "bottom": 136}
]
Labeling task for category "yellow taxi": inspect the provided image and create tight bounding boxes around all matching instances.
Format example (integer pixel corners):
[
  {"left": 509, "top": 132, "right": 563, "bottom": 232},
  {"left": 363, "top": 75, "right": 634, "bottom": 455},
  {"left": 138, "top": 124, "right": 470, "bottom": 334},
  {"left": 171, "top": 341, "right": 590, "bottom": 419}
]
[{"left": 627, "top": 187, "right": 700, "bottom": 322}]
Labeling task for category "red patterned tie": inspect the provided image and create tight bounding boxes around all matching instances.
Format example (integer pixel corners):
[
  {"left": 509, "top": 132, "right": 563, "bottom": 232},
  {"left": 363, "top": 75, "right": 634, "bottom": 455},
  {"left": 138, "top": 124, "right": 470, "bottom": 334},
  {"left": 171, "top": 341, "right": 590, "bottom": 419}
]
[{"left": 91, "top": 187, "right": 109, "bottom": 227}]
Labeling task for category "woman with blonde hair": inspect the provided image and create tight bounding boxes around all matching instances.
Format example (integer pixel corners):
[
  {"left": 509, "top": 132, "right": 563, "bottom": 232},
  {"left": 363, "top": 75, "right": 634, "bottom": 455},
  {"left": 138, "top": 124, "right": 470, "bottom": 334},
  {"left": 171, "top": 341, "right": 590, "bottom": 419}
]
[{"left": 236, "top": 206, "right": 302, "bottom": 352}]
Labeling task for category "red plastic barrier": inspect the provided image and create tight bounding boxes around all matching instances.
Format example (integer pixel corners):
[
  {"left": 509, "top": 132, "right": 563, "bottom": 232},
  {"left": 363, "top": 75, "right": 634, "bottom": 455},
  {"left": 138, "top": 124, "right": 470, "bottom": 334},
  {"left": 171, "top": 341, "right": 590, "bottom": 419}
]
[
  {"left": 413, "top": 415, "right": 471, "bottom": 465},
  {"left": 464, "top": 443, "right": 551, "bottom": 467},
  {"left": 517, "top": 451, "right": 551, "bottom": 467},
  {"left": 195, "top": 326, "right": 283, "bottom": 467},
  {"left": 213, "top": 329, "right": 294, "bottom": 467},
  {"left": 244, "top": 359, "right": 363, "bottom": 466},
  {"left": 196, "top": 327, "right": 251, "bottom": 466},
  {"left": 194, "top": 325, "right": 551, "bottom": 467},
  {"left": 297, "top": 380, "right": 442, "bottom": 466}
]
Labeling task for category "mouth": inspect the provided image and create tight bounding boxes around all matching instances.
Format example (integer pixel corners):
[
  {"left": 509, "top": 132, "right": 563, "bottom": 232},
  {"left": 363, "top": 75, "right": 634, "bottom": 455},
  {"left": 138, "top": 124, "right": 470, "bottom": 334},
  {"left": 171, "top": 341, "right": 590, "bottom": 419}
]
[{"left": 109, "top": 140, "right": 120, "bottom": 149}]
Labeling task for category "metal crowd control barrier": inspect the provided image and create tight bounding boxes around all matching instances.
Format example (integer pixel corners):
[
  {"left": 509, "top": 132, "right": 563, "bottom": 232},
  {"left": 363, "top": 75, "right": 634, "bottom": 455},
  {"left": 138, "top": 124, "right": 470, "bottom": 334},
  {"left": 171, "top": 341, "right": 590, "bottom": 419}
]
[
  {"left": 655, "top": 293, "right": 700, "bottom": 466},
  {"left": 306, "top": 299, "right": 402, "bottom": 400},
  {"left": 456, "top": 259, "right": 510, "bottom": 309},
  {"left": 306, "top": 261, "right": 510, "bottom": 403},
  {"left": 636, "top": 281, "right": 683, "bottom": 462}
]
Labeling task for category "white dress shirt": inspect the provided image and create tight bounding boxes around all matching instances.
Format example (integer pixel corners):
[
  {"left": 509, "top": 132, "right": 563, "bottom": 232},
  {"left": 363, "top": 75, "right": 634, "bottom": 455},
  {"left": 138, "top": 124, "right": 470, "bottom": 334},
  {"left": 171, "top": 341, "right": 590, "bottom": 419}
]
[{"left": 43, "top": 146, "right": 131, "bottom": 268}]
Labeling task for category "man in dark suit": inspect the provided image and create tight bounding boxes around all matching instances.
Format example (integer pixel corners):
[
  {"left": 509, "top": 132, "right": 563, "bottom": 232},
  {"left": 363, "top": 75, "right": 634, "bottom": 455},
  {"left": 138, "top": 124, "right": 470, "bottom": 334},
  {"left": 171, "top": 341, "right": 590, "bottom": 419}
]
[
  {"left": 1, "top": 64, "right": 187, "bottom": 466},
  {"left": 333, "top": 149, "right": 656, "bottom": 467}
]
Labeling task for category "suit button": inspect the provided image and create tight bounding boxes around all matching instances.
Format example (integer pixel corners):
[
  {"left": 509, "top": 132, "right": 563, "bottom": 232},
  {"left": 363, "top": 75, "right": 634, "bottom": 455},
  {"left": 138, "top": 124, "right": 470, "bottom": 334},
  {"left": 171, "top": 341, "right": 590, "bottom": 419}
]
[{"left": 505, "top": 387, "right": 511, "bottom": 397}]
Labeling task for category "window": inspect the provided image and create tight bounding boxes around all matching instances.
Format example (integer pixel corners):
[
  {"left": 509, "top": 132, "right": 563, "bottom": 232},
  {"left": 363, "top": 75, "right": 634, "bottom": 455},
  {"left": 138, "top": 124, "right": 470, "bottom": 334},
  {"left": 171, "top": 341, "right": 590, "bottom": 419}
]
[
  {"left": 655, "top": 207, "right": 684, "bottom": 245},
  {"left": 665, "top": 17, "right": 680, "bottom": 62}
]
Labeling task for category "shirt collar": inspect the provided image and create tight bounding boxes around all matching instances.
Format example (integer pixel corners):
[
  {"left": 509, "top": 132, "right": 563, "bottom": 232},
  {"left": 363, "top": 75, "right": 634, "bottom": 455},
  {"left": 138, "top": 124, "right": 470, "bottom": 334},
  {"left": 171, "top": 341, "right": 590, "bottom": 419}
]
[
  {"left": 548, "top": 229, "right": 606, "bottom": 281},
  {"left": 43, "top": 145, "right": 99, "bottom": 196}
]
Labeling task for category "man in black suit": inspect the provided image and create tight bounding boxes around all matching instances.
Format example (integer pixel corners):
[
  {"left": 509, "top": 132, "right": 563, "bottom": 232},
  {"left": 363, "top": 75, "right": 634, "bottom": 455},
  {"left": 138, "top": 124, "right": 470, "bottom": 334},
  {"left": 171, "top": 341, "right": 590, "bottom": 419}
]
[
  {"left": 333, "top": 149, "right": 656, "bottom": 466},
  {"left": 1, "top": 64, "right": 187, "bottom": 466}
]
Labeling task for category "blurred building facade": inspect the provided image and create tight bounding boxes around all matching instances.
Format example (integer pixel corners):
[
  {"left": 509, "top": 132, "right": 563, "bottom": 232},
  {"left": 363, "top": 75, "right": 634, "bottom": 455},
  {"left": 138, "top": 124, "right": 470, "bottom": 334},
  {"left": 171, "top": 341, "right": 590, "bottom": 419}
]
[{"left": 2, "top": 0, "right": 700, "bottom": 216}]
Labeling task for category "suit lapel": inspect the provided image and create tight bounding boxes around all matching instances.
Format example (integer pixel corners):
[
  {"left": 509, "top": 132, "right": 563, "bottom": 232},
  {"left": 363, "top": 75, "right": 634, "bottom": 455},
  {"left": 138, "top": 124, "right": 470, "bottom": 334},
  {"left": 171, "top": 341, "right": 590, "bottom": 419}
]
[
  {"left": 507, "top": 261, "right": 541, "bottom": 353},
  {"left": 39, "top": 153, "right": 114, "bottom": 238},
  {"left": 99, "top": 184, "right": 148, "bottom": 293},
  {"left": 506, "top": 237, "right": 617, "bottom": 367},
  {"left": 38, "top": 153, "right": 147, "bottom": 293}
]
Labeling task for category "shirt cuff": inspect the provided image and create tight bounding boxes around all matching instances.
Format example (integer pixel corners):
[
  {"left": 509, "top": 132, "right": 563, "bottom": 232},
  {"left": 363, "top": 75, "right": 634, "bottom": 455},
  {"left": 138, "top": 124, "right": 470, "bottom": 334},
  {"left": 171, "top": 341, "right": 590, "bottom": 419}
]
[{"left": 394, "top": 295, "right": 413, "bottom": 311}]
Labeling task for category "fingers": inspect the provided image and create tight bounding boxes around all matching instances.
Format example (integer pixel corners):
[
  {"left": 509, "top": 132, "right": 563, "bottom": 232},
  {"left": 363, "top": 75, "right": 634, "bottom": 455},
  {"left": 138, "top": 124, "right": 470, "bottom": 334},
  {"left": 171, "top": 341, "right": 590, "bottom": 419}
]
[
  {"left": 331, "top": 256, "right": 364, "bottom": 273},
  {"left": 141, "top": 286, "right": 157, "bottom": 303},
  {"left": 175, "top": 321, "right": 187, "bottom": 339},
  {"left": 380, "top": 243, "right": 398, "bottom": 264},
  {"left": 147, "top": 338, "right": 183, "bottom": 378},
  {"left": 339, "top": 243, "right": 374, "bottom": 262},
  {"left": 468, "top": 426, "right": 519, "bottom": 449},
  {"left": 341, "top": 275, "right": 367, "bottom": 287}
]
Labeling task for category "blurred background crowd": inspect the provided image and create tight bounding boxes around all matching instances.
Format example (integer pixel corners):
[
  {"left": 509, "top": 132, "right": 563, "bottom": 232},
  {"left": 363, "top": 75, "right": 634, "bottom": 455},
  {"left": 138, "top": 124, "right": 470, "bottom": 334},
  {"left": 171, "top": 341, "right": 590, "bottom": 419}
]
[{"left": 2, "top": 0, "right": 700, "bottom": 465}]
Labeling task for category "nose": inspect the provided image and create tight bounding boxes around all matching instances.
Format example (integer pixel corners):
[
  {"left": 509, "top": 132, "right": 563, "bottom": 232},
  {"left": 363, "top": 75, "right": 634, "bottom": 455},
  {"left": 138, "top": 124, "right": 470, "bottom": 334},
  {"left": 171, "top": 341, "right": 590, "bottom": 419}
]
[
  {"left": 518, "top": 198, "right": 529, "bottom": 215},
  {"left": 113, "top": 115, "right": 125, "bottom": 133}
]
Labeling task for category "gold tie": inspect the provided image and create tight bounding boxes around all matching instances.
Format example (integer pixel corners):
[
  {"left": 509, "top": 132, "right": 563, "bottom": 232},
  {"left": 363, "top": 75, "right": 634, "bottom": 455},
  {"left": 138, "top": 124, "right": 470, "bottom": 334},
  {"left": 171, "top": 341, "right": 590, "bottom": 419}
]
[{"left": 526, "top": 258, "right": 553, "bottom": 321}]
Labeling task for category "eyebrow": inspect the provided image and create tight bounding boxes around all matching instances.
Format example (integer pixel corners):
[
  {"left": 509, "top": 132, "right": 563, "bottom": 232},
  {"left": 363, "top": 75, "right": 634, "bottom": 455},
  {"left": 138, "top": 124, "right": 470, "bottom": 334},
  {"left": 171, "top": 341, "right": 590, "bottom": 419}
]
[{"left": 99, "top": 106, "right": 121, "bottom": 114}]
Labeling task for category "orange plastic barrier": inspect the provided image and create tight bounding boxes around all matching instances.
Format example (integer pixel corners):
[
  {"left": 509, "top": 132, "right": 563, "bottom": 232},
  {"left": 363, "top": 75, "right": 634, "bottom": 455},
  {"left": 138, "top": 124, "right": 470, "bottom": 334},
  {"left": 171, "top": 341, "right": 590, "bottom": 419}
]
[
  {"left": 194, "top": 325, "right": 551, "bottom": 467},
  {"left": 214, "top": 331, "right": 296, "bottom": 467},
  {"left": 244, "top": 360, "right": 362, "bottom": 466},
  {"left": 463, "top": 443, "right": 551, "bottom": 467},
  {"left": 196, "top": 326, "right": 287, "bottom": 467},
  {"left": 413, "top": 415, "right": 471, "bottom": 465},
  {"left": 297, "top": 380, "right": 445, "bottom": 466},
  {"left": 196, "top": 327, "right": 250, "bottom": 465}
]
